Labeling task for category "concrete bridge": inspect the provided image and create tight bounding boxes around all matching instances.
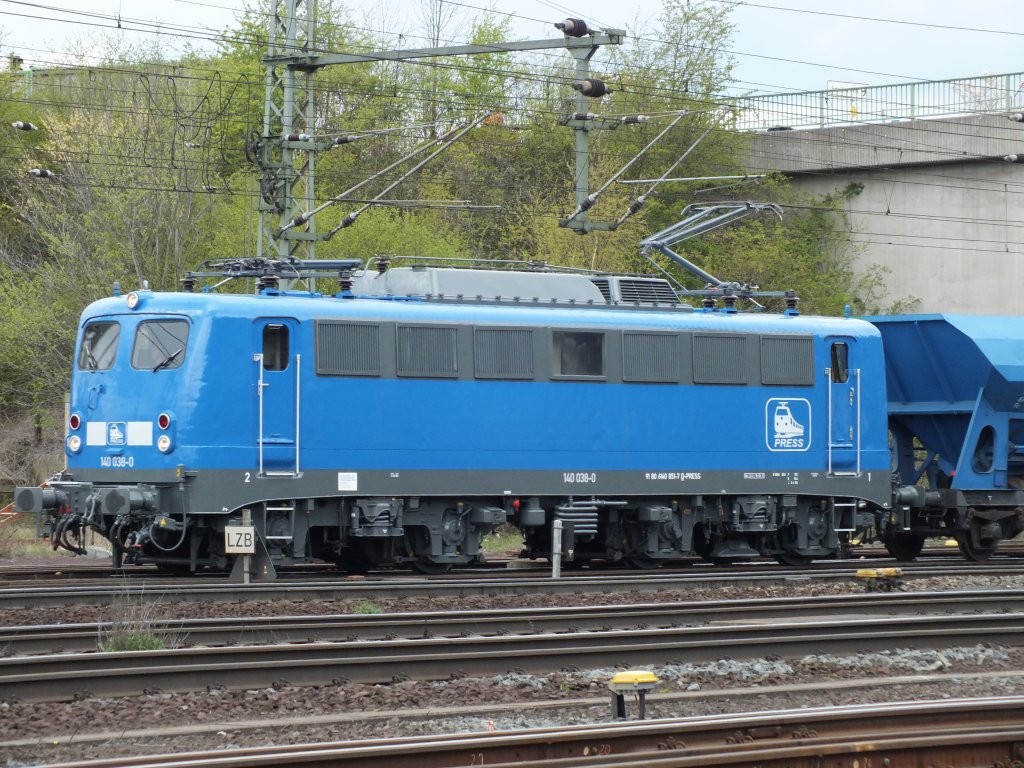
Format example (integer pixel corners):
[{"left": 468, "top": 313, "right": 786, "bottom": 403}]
[{"left": 744, "top": 112, "right": 1024, "bottom": 314}]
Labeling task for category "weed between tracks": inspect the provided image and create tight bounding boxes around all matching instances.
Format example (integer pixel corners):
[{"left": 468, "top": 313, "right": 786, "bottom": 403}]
[{"left": 98, "top": 581, "right": 181, "bottom": 652}]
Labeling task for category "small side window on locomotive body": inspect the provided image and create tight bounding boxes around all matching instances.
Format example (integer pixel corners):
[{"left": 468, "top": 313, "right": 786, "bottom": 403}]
[
  {"left": 263, "top": 324, "right": 289, "bottom": 371},
  {"left": 132, "top": 320, "right": 190, "bottom": 371},
  {"left": 830, "top": 341, "right": 849, "bottom": 384},
  {"left": 553, "top": 331, "right": 604, "bottom": 377},
  {"left": 78, "top": 322, "right": 120, "bottom": 370}
]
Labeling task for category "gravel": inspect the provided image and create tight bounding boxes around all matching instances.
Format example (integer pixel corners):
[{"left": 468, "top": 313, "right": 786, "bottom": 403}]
[{"left": 3, "top": 572, "right": 1024, "bottom": 766}]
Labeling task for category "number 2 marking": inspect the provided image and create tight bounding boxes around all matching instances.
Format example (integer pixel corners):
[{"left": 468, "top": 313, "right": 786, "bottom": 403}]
[{"left": 244, "top": 472, "right": 251, "bottom": 483}]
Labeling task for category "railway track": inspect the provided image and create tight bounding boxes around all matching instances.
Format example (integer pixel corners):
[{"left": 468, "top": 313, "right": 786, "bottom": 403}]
[
  {"left": 3, "top": 545, "right": 1023, "bottom": 584},
  {"left": 3, "top": 560, "right": 1024, "bottom": 609},
  {"left": 4, "top": 609, "right": 1024, "bottom": 703},
  {"left": 26, "top": 697, "right": 1024, "bottom": 767},
  {"left": 3, "top": 589, "right": 1024, "bottom": 655}
]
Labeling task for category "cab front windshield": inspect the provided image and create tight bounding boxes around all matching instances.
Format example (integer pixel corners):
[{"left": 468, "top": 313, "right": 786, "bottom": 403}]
[
  {"left": 78, "top": 321, "right": 121, "bottom": 371},
  {"left": 132, "top": 320, "right": 190, "bottom": 371}
]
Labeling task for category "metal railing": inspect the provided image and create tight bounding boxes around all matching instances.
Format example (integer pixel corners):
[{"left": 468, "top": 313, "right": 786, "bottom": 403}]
[{"left": 732, "top": 72, "right": 1024, "bottom": 131}]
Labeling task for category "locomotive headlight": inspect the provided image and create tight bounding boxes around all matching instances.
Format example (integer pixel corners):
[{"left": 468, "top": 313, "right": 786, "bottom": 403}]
[
  {"left": 67, "top": 435, "right": 82, "bottom": 453},
  {"left": 157, "top": 434, "right": 173, "bottom": 453},
  {"left": 126, "top": 291, "right": 141, "bottom": 310}
]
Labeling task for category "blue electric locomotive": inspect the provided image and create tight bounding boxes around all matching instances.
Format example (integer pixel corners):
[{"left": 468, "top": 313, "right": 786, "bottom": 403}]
[{"left": 16, "top": 257, "right": 909, "bottom": 575}]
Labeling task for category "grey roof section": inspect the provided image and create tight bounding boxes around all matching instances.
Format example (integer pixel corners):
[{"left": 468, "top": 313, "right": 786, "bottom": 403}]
[
  {"left": 352, "top": 267, "right": 606, "bottom": 302},
  {"left": 350, "top": 267, "right": 682, "bottom": 306},
  {"left": 744, "top": 114, "right": 1020, "bottom": 174}
]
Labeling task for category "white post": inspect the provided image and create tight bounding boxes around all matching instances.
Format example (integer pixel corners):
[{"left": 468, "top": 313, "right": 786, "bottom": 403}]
[
  {"left": 552, "top": 519, "right": 563, "bottom": 579},
  {"left": 242, "top": 508, "right": 252, "bottom": 586}
]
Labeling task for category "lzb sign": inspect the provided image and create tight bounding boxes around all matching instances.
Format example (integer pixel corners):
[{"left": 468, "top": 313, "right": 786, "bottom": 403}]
[{"left": 224, "top": 526, "right": 256, "bottom": 554}]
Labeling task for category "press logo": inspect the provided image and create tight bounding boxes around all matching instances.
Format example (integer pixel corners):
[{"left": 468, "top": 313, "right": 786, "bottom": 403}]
[
  {"left": 766, "top": 398, "right": 811, "bottom": 451},
  {"left": 107, "top": 422, "right": 126, "bottom": 446}
]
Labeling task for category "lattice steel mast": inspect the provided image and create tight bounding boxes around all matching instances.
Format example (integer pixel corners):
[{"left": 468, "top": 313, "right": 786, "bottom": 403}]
[{"left": 255, "top": 0, "right": 625, "bottom": 260}]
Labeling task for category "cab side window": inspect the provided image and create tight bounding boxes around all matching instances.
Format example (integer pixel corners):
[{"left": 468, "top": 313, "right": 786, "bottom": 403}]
[
  {"left": 830, "top": 341, "right": 849, "bottom": 384},
  {"left": 132, "top": 320, "right": 190, "bottom": 371},
  {"left": 263, "top": 324, "right": 289, "bottom": 371},
  {"left": 78, "top": 322, "right": 121, "bottom": 371}
]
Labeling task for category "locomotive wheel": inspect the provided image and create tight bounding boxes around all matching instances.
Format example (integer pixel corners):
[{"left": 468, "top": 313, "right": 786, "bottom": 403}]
[
  {"left": 410, "top": 559, "right": 453, "bottom": 575},
  {"left": 156, "top": 563, "right": 193, "bottom": 576},
  {"left": 692, "top": 525, "right": 734, "bottom": 564},
  {"left": 548, "top": 557, "right": 588, "bottom": 570},
  {"left": 623, "top": 556, "right": 661, "bottom": 570},
  {"left": 883, "top": 530, "right": 926, "bottom": 562},
  {"left": 692, "top": 524, "right": 714, "bottom": 561},
  {"left": 774, "top": 552, "right": 814, "bottom": 566}
]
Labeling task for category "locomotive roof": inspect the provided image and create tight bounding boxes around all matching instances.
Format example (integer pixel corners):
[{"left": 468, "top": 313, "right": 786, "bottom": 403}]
[{"left": 82, "top": 283, "right": 881, "bottom": 340}]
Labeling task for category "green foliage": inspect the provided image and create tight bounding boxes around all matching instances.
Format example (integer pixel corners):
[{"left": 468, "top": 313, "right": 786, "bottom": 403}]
[
  {"left": 355, "top": 600, "right": 383, "bottom": 614},
  {"left": 99, "top": 632, "right": 166, "bottom": 652}
]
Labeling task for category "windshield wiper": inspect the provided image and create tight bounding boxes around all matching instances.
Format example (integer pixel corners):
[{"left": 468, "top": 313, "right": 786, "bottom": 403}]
[{"left": 152, "top": 347, "right": 184, "bottom": 372}]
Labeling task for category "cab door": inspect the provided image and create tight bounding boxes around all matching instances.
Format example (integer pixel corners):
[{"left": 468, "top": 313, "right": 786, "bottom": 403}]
[
  {"left": 255, "top": 319, "right": 300, "bottom": 476},
  {"left": 826, "top": 337, "right": 860, "bottom": 476}
]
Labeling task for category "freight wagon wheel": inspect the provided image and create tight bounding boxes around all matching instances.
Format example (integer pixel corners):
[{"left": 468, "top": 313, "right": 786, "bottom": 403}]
[
  {"left": 957, "top": 536, "right": 996, "bottom": 561},
  {"left": 957, "top": 519, "right": 998, "bottom": 561},
  {"left": 883, "top": 530, "right": 925, "bottom": 562}
]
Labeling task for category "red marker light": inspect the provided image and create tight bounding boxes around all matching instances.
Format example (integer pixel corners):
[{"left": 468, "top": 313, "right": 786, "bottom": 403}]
[
  {"left": 69, "top": 413, "right": 81, "bottom": 430},
  {"left": 158, "top": 413, "right": 171, "bottom": 430}
]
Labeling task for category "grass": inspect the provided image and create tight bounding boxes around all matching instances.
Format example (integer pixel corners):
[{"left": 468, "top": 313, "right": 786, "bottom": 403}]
[
  {"left": 481, "top": 523, "right": 524, "bottom": 555},
  {"left": 98, "top": 581, "right": 175, "bottom": 652},
  {"left": 0, "top": 514, "right": 110, "bottom": 559},
  {"left": 99, "top": 631, "right": 166, "bottom": 652},
  {"left": 355, "top": 600, "right": 383, "bottom": 614},
  {"left": 0, "top": 516, "right": 64, "bottom": 559}
]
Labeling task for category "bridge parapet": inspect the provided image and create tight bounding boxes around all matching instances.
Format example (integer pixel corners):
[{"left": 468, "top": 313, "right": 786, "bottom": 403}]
[{"left": 734, "top": 72, "right": 1024, "bottom": 132}]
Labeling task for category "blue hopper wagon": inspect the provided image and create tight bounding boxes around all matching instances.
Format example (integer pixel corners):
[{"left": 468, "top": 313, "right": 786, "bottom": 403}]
[{"left": 871, "top": 314, "right": 1024, "bottom": 560}]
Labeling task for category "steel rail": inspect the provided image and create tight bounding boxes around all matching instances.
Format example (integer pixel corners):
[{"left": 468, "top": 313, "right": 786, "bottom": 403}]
[
  {"left": 5, "top": 562, "right": 1024, "bottom": 609},
  {"left": 4, "top": 611, "right": 1024, "bottom": 703},
  {"left": 28, "top": 697, "right": 1024, "bottom": 768},
  {"left": 4, "top": 588, "right": 1024, "bottom": 655}
]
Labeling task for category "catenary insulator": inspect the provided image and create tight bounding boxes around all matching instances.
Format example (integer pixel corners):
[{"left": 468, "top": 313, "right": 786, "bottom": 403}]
[
  {"left": 573, "top": 79, "right": 610, "bottom": 98},
  {"left": 555, "top": 18, "right": 590, "bottom": 37}
]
